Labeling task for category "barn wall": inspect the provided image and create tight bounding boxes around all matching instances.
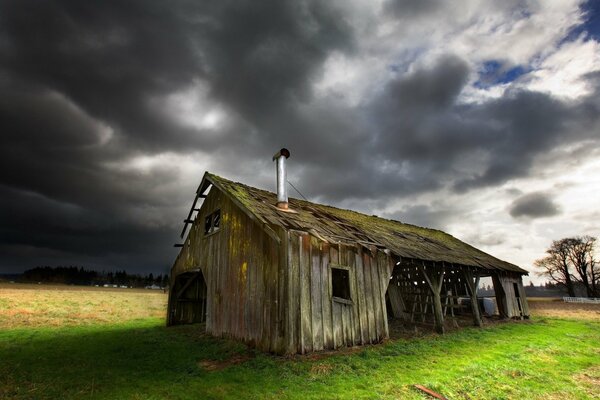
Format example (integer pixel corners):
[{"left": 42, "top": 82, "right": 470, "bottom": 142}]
[
  {"left": 492, "top": 273, "right": 530, "bottom": 318},
  {"left": 170, "top": 187, "right": 285, "bottom": 353},
  {"left": 286, "top": 231, "right": 393, "bottom": 354}
]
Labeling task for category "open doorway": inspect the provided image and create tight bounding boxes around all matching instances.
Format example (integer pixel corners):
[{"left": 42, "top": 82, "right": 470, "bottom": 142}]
[{"left": 167, "top": 269, "right": 207, "bottom": 325}]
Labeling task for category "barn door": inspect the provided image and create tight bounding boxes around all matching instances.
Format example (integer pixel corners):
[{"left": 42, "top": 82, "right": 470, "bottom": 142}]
[{"left": 168, "top": 270, "right": 207, "bottom": 325}]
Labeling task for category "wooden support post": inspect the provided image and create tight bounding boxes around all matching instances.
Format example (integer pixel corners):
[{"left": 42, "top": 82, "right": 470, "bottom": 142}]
[
  {"left": 463, "top": 269, "right": 482, "bottom": 327},
  {"left": 419, "top": 263, "right": 445, "bottom": 334}
]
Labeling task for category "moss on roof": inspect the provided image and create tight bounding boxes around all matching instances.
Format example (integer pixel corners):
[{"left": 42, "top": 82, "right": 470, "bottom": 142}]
[{"left": 205, "top": 172, "right": 526, "bottom": 274}]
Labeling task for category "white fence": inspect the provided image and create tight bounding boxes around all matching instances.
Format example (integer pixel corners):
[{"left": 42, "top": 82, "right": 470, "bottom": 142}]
[{"left": 563, "top": 297, "right": 600, "bottom": 304}]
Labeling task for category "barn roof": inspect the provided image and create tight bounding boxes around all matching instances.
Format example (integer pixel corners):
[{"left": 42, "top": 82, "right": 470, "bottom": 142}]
[{"left": 196, "top": 172, "right": 526, "bottom": 274}]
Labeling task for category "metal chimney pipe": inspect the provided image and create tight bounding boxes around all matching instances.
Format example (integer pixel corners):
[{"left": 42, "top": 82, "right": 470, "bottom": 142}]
[{"left": 272, "top": 148, "right": 290, "bottom": 209}]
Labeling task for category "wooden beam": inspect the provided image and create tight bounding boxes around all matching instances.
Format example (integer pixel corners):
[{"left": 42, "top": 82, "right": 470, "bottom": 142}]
[
  {"left": 180, "top": 193, "right": 200, "bottom": 238},
  {"left": 176, "top": 273, "right": 200, "bottom": 299},
  {"left": 463, "top": 268, "right": 482, "bottom": 327},
  {"left": 418, "top": 262, "right": 445, "bottom": 334}
]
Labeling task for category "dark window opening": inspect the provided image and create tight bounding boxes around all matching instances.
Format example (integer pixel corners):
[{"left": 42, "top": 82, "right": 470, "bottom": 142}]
[
  {"left": 204, "top": 209, "right": 221, "bottom": 235},
  {"left": 204, "top": 215, "right": 212, "bottom": 234},
  {"left": 332, "top": 267, "right": 351, "bottom": 300}
]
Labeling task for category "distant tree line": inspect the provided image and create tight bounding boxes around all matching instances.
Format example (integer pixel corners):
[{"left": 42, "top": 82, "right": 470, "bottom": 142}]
[
  {"left": 21, "top": 266, "right": 169, "bottom": 288},
  {"left": 536, "top": 236, "right": 598, "bottom": 297}
]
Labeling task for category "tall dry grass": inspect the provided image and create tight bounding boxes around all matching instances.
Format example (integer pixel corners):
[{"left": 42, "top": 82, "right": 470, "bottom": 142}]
[{"left": 0, "top": 283, "right": 167, "bottom": 328}]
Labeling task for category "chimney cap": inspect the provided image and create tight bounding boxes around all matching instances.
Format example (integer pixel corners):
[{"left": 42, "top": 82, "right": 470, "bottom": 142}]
[{"left": 273, "top": 148, "right": 290, "bottom": 161}]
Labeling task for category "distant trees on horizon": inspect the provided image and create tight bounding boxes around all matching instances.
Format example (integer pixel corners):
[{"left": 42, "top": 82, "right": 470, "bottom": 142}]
[{"left": 20, "top": 266, "right": 169, "bottom": 288}]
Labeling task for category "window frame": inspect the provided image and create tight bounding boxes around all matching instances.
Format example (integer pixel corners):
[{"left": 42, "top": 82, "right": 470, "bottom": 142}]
[
  {"left": 329, "top": 263, "right": 353, "bottom": 305},
  {"left": 203, "top": 209, "right": 221, "bottom": 236}
]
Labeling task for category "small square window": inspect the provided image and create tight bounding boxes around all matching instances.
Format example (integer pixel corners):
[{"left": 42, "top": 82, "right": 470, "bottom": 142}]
[{"left": 331, "top": 267, "right": 351, "bottom": 300}]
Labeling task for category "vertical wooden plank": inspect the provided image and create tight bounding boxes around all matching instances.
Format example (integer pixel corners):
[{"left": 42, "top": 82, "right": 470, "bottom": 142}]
[
  {"left": 344, "top": 304, "right": 355, "bottom": 346},
  {"left": 321, "top": 243, "right": 333, "bottom": 349},
  {"left": 288, "top": 232, "right": 301, "bottom": 353},
  {"left": 332, "top": 302, "right": 342, "bottom": 348},
  {"left": 276, "top": 227, "right": 287, "bottom": 352},
  {"left": 310, "top": 236, "right": 324, "bottom": 351},
  {"left": 339, "top": 243, "right": 348, "bottom": 266},
  {"left": 378, "top": 252, "right": 391, "bottom": 339},
  {"left": 329, "top": 245, "right": 339, "bottom": 349},
  {"left": 362, "top": 250, "right": 376, "bottom": 342},
  {"left": 299, "top": 234, "right": 313, "bottom": 353},
  {"left": 368, "top": 250, "right": 383, "bottom": 341},
  {"left": 284, "top": 230, "right": 294, "bottom": 354},
  {"left": 269, "top": 234, "right": 279, "bottom": 352},
  {"left": 354, "top": 249, "right": 368, "bottom": 344},
  {"left": 347, "top": 248, "right": 359, "bottom": 346},
  {"left": 340, "top": 304, "right": 348, "bottom": 346}
]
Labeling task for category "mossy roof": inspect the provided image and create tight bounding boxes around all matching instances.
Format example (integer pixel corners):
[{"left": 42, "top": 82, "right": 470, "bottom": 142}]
[{"left": 203, "top": 172, "right": 526, "bottom": 274}]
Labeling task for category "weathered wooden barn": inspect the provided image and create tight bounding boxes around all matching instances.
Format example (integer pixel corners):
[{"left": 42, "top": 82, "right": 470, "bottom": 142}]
[{"left": 168, "top": 150, "right": 529, "bottom": 354}]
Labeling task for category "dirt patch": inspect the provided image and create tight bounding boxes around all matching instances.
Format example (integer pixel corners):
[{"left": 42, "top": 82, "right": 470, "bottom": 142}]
[{"left": 574, "top": 365, "right": 600, "bottom": 398}]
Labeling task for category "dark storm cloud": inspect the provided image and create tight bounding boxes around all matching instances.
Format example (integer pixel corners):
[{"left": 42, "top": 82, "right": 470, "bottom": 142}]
[
  {"left": 0, "top": 0, "right": 356, "bottom": 273},
  {"left": 509, "top": 192, "right": 561, "bottom": 219},
  {"left": 203, "top": 2, "right": 354, "bottom": 122}
]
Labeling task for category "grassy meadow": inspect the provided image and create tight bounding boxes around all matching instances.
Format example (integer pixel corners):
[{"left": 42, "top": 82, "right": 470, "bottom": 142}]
[{"left": 1, "top": 283, "right": 599, "bottom": 399}]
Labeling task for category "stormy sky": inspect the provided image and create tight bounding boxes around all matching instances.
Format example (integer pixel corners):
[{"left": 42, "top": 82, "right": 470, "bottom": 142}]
[{"left": 1, "top": 0, "right": 599, "bottom": 281}]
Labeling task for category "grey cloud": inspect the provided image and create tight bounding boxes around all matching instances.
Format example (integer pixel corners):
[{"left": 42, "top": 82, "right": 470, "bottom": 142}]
[
  {"left": 0, "top": 0, "right": 356, "bottom": 273},
  {"left": 509, "top": 192, "right": 561, "bottom": 218},
  {"left": 383, "top": 204, "right": 456, "bottom": 231},
  {"left": 383, "top": 0, "right": 443, "bottom": 18}
]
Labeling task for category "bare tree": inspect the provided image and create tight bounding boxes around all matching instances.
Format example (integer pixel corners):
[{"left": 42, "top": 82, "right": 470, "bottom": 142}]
[
  {"left": 566, "top": 236, "right": 598, "bottom": 297},
  {"left": 535, "top": 239, "right": 576, "bottom": 296},
  {"left": 535, "top": 236, "right": 599, "bottom": 297}
]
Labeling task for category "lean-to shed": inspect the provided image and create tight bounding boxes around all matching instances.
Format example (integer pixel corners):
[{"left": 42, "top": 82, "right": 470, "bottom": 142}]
[{"left": 168, "top": 150, "right": 529, "bottom": 354}]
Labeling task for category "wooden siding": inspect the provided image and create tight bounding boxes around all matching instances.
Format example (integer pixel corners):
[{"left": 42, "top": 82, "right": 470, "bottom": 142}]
[
  {"left": 170, "top": 187, "right": 285, "bottom": 353},
  {"left": 492, "top": 273, "right": 530, "bottom": 318},
  {"left": 286, "top": 231, "right": 393, "bottom": 354}
]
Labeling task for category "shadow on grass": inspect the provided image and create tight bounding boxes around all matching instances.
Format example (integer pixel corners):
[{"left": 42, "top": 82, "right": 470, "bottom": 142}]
[{"left": 0, "top": 320, "right": 253, "bottom": 400}]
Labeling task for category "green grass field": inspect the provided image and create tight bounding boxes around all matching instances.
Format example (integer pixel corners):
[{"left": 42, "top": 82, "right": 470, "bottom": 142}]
[{"left": 1, "top": 284, "right": 599, "bottom": 399}]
